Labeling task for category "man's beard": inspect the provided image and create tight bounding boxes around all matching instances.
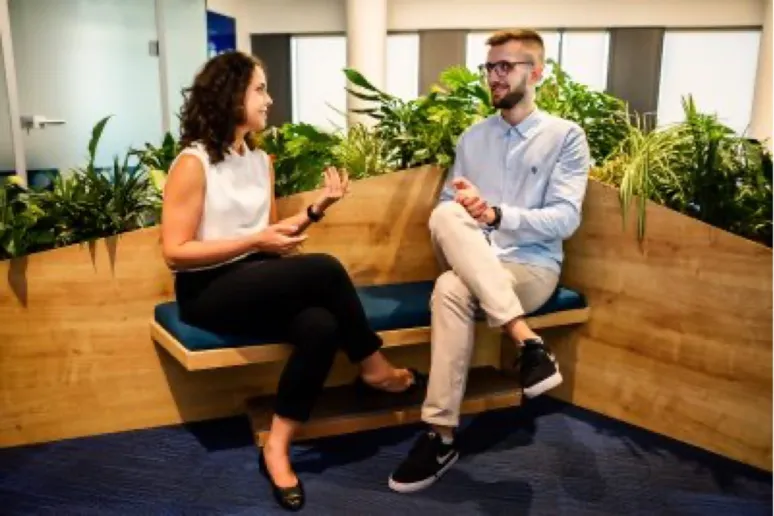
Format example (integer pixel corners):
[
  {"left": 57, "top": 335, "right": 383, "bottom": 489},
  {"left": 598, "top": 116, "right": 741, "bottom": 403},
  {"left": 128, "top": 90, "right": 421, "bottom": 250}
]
[{"left": 491, "top": 78, "right": 528, "bottom": 109}]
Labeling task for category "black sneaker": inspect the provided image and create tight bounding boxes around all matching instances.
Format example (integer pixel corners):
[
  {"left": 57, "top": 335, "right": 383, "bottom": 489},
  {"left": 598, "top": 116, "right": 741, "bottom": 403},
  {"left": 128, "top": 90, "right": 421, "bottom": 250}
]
[
  {"left": 388, "top": 431, "right": 459, "bottom": 493},
  {"left": 518, "top": 338, "right": 563, "bottom": 398}
]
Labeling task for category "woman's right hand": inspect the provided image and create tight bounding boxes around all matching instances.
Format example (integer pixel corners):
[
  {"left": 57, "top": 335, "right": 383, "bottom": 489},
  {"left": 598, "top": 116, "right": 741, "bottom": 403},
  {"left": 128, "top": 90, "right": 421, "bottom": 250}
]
[{"left": 253, "top": 224, "right": 307, "bottom": 255}]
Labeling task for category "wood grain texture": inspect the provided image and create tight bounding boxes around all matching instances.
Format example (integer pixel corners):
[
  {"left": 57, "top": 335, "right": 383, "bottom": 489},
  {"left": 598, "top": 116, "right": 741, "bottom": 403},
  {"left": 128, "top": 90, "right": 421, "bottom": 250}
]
[
  {"left": 0, "top": 166, "right": 455, "bottom": 447},
  {"left": 552, "top": 179, "right": 772, "bottom": 471},
  {"left": 276, "top": 165, "right": 444, "bottom": 286}
]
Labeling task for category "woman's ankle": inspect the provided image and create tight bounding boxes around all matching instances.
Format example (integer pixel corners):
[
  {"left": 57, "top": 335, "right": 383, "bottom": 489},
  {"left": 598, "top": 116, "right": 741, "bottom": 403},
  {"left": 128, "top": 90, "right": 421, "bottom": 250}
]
[
  {"left": 361, "top": 367, "right": 414, "bottom": 391},
  {"left": 263, "top": 415, "right": 300, "bottom": 488},
  {"left": 263, "top": 440, "right": 297, "bottom": 488},
  {"left": 358, "top": 350, "right": 391, "bottom": 378}
]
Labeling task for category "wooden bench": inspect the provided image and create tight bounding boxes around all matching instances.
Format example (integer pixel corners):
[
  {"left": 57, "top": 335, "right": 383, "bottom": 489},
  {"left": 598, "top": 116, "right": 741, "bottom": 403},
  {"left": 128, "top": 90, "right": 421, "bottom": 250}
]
[
  {"left": 150, "top": 166, "right": 591, "bottom": 445},
  {"left": 151, "top": 280, "right": 590, "bottom": 445}
]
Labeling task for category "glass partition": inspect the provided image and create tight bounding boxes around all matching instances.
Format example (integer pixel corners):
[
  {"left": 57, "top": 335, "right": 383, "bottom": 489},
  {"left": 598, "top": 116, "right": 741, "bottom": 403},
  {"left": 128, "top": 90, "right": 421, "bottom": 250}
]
[{"left": 9, "top": 0, "right": 164, "bottom": 173}]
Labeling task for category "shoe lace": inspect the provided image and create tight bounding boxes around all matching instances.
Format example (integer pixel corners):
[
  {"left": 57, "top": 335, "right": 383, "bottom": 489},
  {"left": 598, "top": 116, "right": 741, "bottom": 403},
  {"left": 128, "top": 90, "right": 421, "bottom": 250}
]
[{"left": 408, "top": 432, "right": 442, "bottom": 462}]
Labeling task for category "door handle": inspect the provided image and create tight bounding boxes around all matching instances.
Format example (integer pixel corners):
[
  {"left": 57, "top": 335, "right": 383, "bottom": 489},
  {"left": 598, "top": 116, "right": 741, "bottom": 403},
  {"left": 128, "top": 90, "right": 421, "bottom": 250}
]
[{"left": 21, "top": 115, "right": 66, "bottom": 132}]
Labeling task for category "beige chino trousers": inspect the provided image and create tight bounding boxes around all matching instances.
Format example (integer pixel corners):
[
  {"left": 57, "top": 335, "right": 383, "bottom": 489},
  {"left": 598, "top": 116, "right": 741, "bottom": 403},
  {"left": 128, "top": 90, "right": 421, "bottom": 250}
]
[{"left": 421, "top": 202, "right": 559, "bottom": 428}]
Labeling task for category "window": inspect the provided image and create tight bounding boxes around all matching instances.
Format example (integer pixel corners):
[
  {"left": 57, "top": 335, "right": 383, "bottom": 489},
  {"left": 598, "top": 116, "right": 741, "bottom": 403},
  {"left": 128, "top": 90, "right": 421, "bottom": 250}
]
[
  {"left": 386, "top": 33, "right": 419, "bottom": 101},
  {"left": 657, "top": 30, "right": 761, "bottom": 135},
  {"left": 466, "top": 30, "right": 609, "bottom": 91},
  {"left": 291, "top": 33, "right": 420, "bottom": 131},
  {"left": 291, "top": 35, "right": 347, "bottom": 132},
  {"left": 560, "top": 31, "right": 609, "bottom": 92}
]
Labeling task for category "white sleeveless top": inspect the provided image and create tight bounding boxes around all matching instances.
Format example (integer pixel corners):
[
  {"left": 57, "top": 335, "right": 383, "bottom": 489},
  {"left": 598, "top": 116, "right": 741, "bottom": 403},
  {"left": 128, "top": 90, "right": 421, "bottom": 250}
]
[{"left": 171, "top": 142, "right": 271, "bottom": 272}]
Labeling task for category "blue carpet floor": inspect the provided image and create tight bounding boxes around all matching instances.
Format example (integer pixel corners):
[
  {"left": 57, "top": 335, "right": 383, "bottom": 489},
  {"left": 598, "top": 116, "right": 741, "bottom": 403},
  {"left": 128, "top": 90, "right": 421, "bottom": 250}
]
[{"left": 0, "top": 397, "right": 770, "bottom": 515}]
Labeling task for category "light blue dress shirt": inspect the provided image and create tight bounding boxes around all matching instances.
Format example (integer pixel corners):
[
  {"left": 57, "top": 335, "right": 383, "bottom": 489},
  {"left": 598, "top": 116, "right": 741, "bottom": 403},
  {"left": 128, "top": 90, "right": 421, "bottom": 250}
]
[{"left": 439, "top": 108, "right": 591, "bottom": 274}]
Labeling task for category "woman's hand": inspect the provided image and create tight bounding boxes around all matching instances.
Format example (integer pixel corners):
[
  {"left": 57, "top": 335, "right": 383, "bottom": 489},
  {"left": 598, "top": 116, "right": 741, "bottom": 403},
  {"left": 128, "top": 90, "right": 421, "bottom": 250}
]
[
  {"left": 313, "top": 166, "right": 350, "bottom": 213},
  {"left": 253, "top": 224, "right": 307, "bottom": 255}
]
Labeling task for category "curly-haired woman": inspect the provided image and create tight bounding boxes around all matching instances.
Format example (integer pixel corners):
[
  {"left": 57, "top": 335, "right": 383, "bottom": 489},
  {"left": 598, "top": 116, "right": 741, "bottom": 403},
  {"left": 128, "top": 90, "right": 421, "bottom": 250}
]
[{"left": 161, "top": 51, "right": 422, "bottom": 512}]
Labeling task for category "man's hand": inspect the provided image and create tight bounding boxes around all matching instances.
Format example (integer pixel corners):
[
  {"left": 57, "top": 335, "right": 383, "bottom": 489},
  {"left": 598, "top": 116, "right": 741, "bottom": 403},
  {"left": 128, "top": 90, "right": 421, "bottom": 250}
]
[{"left": 452, "top": 178, "right": 496, "bottom": 224}]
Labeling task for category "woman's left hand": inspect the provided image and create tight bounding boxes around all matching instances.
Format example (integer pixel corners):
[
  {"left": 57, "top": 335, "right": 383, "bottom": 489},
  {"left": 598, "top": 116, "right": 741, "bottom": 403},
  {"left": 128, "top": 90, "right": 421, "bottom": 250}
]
[{"left": 315, "top": 166, "right": 350, "bottom": 212}]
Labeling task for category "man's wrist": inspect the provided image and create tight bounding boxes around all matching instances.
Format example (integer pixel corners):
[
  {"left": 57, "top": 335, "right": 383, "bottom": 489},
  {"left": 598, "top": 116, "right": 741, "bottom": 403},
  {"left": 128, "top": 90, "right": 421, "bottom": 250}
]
[
  {"left": 483, "top": 207, "right": 495, "bottom": 225},
  {"left": 486, "top": 206, "right": 502, "bottom": 228}
]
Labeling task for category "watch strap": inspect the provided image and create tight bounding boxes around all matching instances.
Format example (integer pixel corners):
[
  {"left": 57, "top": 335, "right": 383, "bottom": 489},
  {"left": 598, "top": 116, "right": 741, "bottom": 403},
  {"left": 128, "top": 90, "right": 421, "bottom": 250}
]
[{"left": 307, "top": 204, "right": 324, "bottom": 222}]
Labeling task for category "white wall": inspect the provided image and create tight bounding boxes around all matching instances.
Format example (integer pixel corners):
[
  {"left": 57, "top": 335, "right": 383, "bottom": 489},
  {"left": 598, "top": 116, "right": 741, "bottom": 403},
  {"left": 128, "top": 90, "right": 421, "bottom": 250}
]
[
  {"left": 159, "top": 0, "right": 208, "bottom": 137},
  {"left": 226, "top": 0, "right": 766, "bottom": 34},
  {"left": 6, "top": 0, "right": 163, "bottom": 171},
  {"left": 389, "top": 0, "right": 766, "bottom": 30},
  {"left": 750, "top": 0, "right": 772, "bottom": 148}
]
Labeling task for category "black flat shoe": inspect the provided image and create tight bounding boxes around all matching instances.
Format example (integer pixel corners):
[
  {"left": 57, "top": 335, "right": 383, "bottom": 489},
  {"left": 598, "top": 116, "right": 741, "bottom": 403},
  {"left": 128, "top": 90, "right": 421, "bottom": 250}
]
[{"left": 259, "top": 452, "right": 305, "bottom": 512}]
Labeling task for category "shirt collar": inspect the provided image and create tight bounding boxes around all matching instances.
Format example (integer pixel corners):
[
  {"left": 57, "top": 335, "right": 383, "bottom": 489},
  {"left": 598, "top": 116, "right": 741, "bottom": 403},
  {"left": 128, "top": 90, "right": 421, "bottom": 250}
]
[{"left": 495, "top": 108, "right": 544, "bottom": 138}]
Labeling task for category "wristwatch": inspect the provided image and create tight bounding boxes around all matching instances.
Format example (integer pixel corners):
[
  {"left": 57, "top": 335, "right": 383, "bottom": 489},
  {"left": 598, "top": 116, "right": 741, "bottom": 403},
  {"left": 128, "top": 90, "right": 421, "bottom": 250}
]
[
  {"left": 307, "top": 204, "right": 324, "bottom": 222},
  {"left": 488, "top": 206, "right": 502, "bottom": 229}
]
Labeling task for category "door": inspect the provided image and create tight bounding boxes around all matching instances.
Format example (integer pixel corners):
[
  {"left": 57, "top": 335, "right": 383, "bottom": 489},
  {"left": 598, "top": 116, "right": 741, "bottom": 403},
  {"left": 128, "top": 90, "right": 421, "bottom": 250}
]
[{"left": 8, "top": 0, "right": 164, "bottom": 178}]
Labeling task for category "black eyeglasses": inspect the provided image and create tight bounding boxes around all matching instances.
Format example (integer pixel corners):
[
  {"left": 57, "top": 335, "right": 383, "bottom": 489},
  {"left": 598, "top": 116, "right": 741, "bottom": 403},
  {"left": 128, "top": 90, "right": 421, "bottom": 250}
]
[{"left": 478, "top": 60, "right": 534, "bottom": 76}]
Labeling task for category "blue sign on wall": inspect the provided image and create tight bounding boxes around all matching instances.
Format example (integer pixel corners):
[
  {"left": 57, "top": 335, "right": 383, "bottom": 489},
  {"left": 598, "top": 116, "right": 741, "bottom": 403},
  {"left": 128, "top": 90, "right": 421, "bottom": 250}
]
[{"left": 207, "top": 10, "right": 236, "bottom": 58}]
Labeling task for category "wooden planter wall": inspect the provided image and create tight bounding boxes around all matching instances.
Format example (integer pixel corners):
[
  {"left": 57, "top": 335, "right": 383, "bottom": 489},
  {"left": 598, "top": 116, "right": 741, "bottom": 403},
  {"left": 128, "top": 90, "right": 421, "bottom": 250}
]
[
  {"left": 0, "top": 168, "right": 770, "bottom": 471},
  {"left": 554, "top": 180, "right": 772, "bottom": 471}
]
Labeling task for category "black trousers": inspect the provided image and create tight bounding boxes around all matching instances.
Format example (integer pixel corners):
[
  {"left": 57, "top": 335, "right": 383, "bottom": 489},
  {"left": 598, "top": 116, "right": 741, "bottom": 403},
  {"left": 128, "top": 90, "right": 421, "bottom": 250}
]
[{"left": 174, "top": 252, "right": 383, "bottom": 422}]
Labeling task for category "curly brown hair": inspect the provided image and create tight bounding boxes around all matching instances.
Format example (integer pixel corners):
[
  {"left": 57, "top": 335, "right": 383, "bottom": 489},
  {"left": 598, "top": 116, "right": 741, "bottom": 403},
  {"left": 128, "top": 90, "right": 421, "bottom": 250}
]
[{"left": 179, "top": 51, "right": 264, "bottom": 164}]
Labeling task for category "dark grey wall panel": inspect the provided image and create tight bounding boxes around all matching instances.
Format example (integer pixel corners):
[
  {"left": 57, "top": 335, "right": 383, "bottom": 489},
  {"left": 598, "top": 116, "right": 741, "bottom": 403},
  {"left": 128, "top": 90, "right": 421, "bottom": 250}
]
[
  {"left": 607, "top": 28, "right": 665, "bottom": 126},
  {"left": 419, "top": 30, "right": 467, "bottom": 93},
  {"left": 251, "top": 34, "right": 292, "bottom": 128}
]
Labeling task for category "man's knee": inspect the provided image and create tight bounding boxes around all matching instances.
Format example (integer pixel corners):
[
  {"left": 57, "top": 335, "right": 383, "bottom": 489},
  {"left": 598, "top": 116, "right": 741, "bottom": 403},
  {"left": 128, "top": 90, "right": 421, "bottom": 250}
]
[
  {"left": 429, "top": 201, "right": 467, "bottom": 235},
  {"left": 433, "top": 270, "right": 474, "bottom": 307}
]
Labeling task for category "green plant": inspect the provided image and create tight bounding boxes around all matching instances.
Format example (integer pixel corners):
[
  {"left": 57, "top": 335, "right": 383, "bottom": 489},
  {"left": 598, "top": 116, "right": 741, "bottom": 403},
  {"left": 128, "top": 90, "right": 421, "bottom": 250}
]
[
  {"left": 0, "top": 177, "right": 55, "bottom": 259},
  {"left": 672, "top": 96, "right": 771, "bottom": 245},
  {"left": 592, "top": 96, "right": 772, "bottom": 246},
  {"left": 536, "top": 59, "right": 632, "bottom": 165},
  {"left": 255, "top": 122, "right": 343, "bottom": 197},
  {"left": 345, "top": 65, "right": 494, "bottom": 170},
  {"left": 130, "top": 131, "right": 181, "bottom": 173},
  {"left": 129, "top": 130, "right": 179, "bottom": 208},
  {"left": 330, "top": 123, "right": 396, "bottom": 180},
  {"left": 34, "top": 115, "right": 160, "bottom": 246},
  {"left": 592, "top": 116, "right": 689, "bottom": 240}
]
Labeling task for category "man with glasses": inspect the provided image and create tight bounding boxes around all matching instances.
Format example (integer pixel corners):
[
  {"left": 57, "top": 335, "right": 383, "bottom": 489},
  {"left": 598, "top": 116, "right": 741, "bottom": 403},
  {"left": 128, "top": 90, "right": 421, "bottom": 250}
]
[{"left": 388, "top": 29, "right": 591, "bottom": 493}]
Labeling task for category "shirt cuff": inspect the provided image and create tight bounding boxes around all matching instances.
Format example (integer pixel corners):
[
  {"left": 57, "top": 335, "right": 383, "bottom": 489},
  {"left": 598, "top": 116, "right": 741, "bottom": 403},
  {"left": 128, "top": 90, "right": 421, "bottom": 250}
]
[{"left": 499, "top": 204, "right": 523, "bottom": 232}]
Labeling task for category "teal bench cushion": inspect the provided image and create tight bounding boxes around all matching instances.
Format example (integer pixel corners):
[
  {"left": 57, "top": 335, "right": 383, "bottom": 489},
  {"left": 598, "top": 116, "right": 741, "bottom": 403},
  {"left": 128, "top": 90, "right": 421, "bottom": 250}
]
[{"left": 154, "top": 281, "right": 587, "bottom": 352}]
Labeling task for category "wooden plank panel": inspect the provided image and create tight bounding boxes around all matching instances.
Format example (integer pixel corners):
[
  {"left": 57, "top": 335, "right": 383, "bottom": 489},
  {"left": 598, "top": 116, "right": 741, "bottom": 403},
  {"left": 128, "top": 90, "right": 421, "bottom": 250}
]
[
  {"left": 554, "top": 179, "right": 772, "bottom": 471},
  {"left": 276, "top": 165, "right": 444, "bottom": 286}
]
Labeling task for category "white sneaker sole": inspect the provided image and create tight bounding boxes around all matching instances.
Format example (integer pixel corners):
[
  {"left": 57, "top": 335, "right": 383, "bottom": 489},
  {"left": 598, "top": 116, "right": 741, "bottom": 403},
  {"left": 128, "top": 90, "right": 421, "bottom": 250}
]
[
  {"left": 522, "top": 369, "right": 563, "bottom": 398},
  {"left": 387, "top": 453, "right": 459, "bottom": 493}
]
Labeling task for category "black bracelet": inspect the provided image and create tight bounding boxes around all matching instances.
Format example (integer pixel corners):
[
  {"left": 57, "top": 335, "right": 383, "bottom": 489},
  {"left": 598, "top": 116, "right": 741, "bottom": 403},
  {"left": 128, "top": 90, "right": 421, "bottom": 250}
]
[
  {"left": 488, "top": 206, "right": 502, "bottom": 229},
  {"left": 307, "top": 204, "right": 324, "bottom": 222}
]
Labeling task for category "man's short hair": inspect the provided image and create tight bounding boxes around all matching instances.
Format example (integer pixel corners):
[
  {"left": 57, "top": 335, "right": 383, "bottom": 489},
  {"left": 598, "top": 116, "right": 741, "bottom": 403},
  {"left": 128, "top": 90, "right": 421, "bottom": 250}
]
[{"left": 486, "top": 29, "right": 545, "bottom": 63}]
